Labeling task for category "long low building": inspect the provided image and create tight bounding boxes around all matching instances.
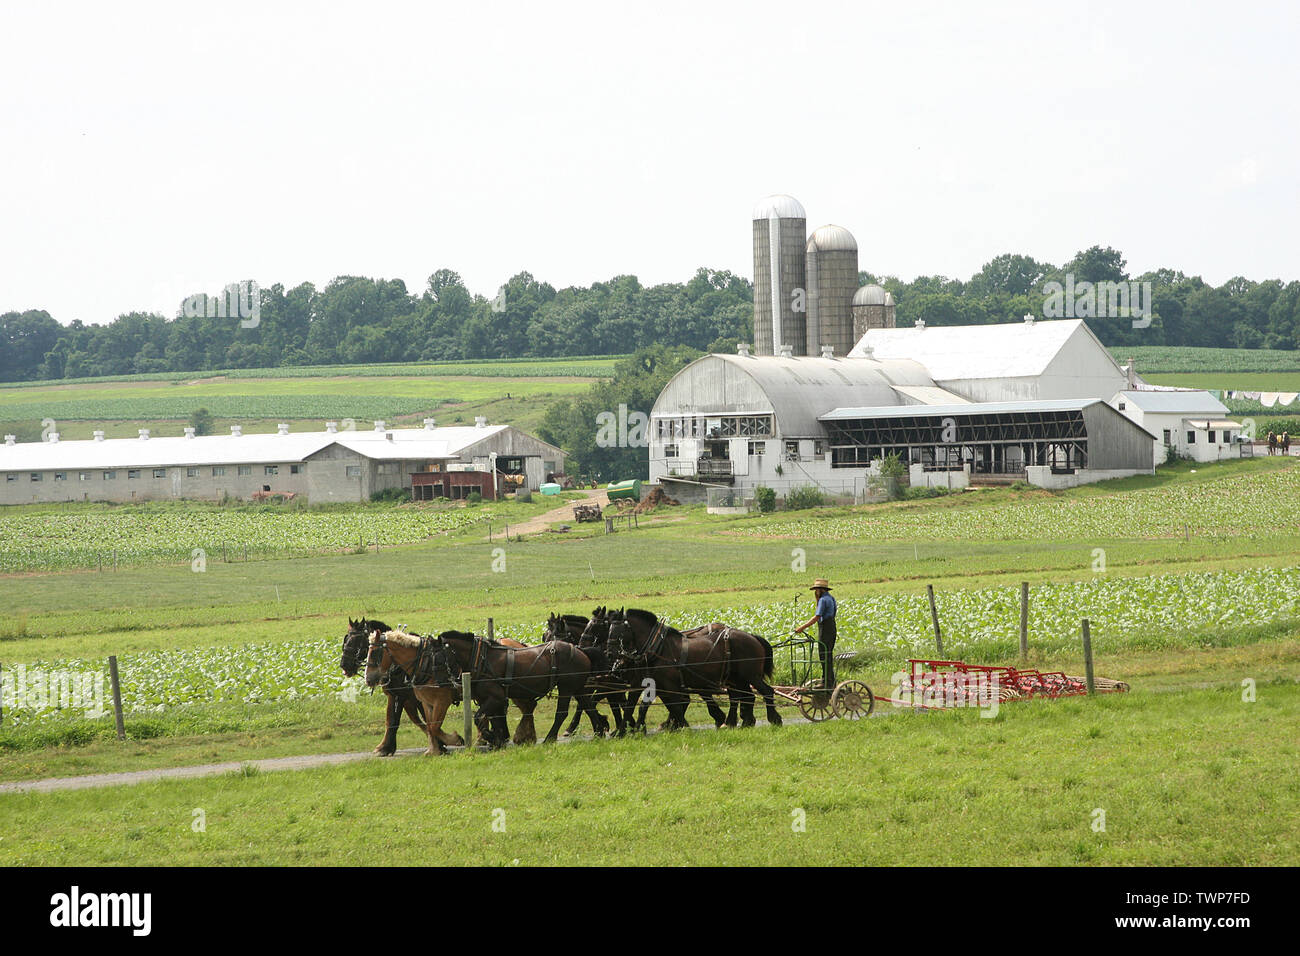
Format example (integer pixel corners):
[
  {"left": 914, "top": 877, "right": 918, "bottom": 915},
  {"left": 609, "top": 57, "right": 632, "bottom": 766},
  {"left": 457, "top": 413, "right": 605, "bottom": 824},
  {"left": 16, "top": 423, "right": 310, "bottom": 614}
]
[{"left": 0, "top": 419, "right": 566, "bottom": 506}]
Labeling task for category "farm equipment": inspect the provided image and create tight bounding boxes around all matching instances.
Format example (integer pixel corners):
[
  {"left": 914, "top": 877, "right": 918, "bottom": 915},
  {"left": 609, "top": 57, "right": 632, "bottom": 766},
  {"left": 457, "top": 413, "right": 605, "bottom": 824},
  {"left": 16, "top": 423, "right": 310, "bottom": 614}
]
[
  {"left": 767, "top": 632, "right": 875, "bottom": 722},
  {"left": 897, "top": 658, "right": 1130, "bottom": 707},
  {"left": 573, "top": 503, "right": 604, "bottom": 522}
]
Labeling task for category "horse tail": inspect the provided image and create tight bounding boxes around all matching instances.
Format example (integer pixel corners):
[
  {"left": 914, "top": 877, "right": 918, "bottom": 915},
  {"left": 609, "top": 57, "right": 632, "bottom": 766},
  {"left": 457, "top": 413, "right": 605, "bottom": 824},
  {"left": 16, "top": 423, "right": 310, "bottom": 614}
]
[{"left": 757, "top": 636, "right": 774, "bottom": 679}]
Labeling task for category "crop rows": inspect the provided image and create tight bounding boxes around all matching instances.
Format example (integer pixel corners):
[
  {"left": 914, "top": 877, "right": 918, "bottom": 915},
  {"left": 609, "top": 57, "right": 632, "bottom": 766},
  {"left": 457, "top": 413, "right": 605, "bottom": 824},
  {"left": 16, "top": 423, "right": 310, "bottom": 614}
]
[
  {"left": 739, "top": 465, "right": 1300, "bottom": 542},
  {"left": 5, "top": 566, "right": 1295, "bottom": 727},
  {"left": 0, "top": 505, "right": 494, "bottom": 573},
  {"left": 1114, "top": 346, "right": 1300, "bottom": 374}
]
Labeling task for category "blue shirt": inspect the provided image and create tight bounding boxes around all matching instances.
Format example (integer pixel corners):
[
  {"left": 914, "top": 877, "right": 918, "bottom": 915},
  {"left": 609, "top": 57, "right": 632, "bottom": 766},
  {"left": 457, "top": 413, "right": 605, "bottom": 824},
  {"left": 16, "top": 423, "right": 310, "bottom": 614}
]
[{"left": 815, "top": 593, "right": 837, "bottom": 621}]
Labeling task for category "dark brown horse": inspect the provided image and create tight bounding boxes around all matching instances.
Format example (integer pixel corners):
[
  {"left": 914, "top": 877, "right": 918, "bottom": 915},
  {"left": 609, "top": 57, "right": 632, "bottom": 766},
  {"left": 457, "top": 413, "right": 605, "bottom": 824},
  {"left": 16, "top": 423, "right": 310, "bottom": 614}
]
[
  {"left": 433, "top": 630, "right": 604, "bottom": 748},
  {"left": 341, "top": 618, "right": 427, "bottom": 755},
  {"left": 608, "top": 608, "right": 782, "bottom": 729}
]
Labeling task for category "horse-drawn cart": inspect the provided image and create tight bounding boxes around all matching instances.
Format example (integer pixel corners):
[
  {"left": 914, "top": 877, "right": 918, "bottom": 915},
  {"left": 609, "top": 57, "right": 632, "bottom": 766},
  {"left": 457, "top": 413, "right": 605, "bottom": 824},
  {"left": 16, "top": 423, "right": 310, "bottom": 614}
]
[{"left": 768, "top": 633, "right": 875, "bottom": 722}]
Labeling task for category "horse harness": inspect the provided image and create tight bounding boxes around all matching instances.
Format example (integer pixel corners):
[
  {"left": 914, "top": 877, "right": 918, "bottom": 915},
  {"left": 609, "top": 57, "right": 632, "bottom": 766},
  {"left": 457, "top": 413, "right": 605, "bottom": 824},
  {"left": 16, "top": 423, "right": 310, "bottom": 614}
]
[
  {"left": 471, "top": 636, "right": 562, "bottom": 696},
  {"left": 631, "top": 619, "right": 733, "bottom": 692}
]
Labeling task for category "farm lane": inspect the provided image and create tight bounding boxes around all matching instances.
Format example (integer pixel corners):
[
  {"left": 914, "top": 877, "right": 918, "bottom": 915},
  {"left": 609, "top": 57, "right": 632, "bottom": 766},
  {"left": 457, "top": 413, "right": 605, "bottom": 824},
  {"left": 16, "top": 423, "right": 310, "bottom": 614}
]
[
  {"left": 491, "top": 489, "right": 605, "bottom": 539},
  {"left": 0, "top": 715, "right": 816, "bottom": 794}
]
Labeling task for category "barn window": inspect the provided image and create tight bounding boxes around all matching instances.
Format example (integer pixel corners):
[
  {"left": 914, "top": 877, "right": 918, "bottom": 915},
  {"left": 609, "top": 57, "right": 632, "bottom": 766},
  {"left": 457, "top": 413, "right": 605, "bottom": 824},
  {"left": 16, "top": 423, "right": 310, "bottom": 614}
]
[
  {"left": 1186, "top": 431, "right": 1195, "bottom": 444},
  {"left": 238, "top": 466, "right": 252, "bottom": 476},
  {"left": 153, "top": 469, "right": 166, "bottom": 479},
  {"left": 79, "top": 472, "right": 90, "bottom": 481},
  {"left": 264, "top": 465, "right": 278, "bottom": 476},
  {"left": 54, "top": 472, "right": 67, "bottom": 481},
  {"left": 103, "top": 471, "right": 116, "bottom": 480},
  {"left": 748, "top": 441, "right": 765, "bottom": 456},
  {"left": 1163, "top": 430, "right": 1171, "bottom": 445},
  {"left": 30, "top": 473, "right": 42, "bottom": 482},
  {"left": 5, "top": 474, "right": 15, "bottom": 482},
  {"left": 785, "top": 441, "right": 800, "bottom": 461},
  {"left": 1208, "top": 431, "right": 1216, "bottom": 443},
  {"left": 346, "top": 465, "right": 362, "bottom": 478},
  {"left": 663, "top": 443, "right": 678, "bottom": 458},
  {"left": 212, "top": 466, "right": 226, "bottom": 477},
  {"left": 187, "top": 467, "right": 199, "bottom": 478},
  {"left": 290, "top": 464, "right": 303, "bottom": 474},
  {"left": 128, "top": 470, "right": 140, "bottom": 479},
  {"left": 813, "top": 441, "right": 826, "bottom": 460}
]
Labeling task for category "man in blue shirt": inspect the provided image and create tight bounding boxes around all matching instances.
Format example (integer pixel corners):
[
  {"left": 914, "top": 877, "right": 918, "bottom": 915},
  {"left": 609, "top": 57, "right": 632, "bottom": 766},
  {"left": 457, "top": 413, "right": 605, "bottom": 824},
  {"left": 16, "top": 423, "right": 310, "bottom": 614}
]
[{"left": 795, "top": 578, "right": 838, "bottom": 688}]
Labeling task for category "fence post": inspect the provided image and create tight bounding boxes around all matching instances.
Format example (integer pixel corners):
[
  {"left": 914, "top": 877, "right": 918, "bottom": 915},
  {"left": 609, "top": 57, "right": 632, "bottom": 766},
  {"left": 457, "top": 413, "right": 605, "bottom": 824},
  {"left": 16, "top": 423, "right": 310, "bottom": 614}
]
[
  {"left": 108, "top": 655, "right": 126, "bottom": 740},
  {"left": 1019, "top": 581, "right": 1029, "bottom": 659},
  {"left": 927, "top": 584, "right": 944, "bottom": 656},
  {"left": 487, "top": 617, "right": 494, "bottom": 642},
  {"left": 462, "top": 672, "right": 473, "bottom": 752},
  {"left": 1081, "top": 619, "right": 1096, "bottom": 696}
]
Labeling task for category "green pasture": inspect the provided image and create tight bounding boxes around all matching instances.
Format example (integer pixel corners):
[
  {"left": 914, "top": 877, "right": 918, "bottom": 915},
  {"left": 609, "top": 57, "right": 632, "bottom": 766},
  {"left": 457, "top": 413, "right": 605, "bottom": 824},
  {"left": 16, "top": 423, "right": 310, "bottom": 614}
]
[{"left": 1, "top": 673, "right": 1295, "bottom": 866}]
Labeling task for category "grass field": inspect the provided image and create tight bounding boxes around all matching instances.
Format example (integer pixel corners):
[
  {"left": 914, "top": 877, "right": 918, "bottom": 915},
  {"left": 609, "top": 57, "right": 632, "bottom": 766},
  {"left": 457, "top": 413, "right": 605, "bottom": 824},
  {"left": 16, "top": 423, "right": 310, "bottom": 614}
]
[
  {"left": 0, "top": 355, "right": 620, "bottom": 442},
  {"left": 1, "top": 365, "right": 1298, "bottom": 864}
]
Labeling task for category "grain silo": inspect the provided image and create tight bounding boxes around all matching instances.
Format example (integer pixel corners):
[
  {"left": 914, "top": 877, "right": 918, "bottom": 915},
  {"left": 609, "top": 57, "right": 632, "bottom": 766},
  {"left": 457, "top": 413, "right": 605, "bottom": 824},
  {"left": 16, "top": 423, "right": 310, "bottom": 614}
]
[
  {"left": 752, "top": 194, "right": 807, "bottom": 356},
  {"left": 852, "top": 283, "right": 897, "bottom": 339},
  {"left": 805, "top": 224, "right": 859, "bottom": 357}
]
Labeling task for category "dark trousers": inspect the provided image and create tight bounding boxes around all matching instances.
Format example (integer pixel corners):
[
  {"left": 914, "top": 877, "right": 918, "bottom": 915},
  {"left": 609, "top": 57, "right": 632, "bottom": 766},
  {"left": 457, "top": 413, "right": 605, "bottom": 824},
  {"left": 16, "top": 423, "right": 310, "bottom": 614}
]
[{"left": 817, "top": 618, "right": 837, "bottom": 688}]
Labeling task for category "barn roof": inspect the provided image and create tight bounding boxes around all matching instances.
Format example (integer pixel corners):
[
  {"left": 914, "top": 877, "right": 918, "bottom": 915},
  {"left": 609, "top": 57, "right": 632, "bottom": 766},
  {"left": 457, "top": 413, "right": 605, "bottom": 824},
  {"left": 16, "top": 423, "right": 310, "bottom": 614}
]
[
  {"left": 0, "top": 424, "right": 532, "bottom": 472},
  {"left": 653, "top": 353, "right": 937, "bottom": 437},
  {"left": 1117, "top": 389, "right": 1228, "bottom": 414},
  {"left": 848, "top": 318, "right": 1111, "bottom": 380}
]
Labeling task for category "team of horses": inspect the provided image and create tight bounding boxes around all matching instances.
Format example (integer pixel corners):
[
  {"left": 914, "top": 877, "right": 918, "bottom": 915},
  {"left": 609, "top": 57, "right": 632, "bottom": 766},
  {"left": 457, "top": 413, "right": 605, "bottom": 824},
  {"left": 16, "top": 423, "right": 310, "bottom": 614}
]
[{"left": 339, "top": 607, "right": 783, "bottom": 755}]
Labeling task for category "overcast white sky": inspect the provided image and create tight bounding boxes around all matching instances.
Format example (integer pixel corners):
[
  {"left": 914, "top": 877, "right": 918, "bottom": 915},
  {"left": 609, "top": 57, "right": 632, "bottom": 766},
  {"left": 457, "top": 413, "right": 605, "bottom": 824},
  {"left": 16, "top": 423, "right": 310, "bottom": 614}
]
[{"left": 2, "top": 0, "right": 1297, "bottom": 326}]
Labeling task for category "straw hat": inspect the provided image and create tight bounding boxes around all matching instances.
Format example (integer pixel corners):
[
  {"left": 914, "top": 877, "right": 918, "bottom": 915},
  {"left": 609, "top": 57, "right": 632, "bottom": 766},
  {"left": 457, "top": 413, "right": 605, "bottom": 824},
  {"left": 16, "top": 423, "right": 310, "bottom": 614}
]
[{"left": 809, "top": 578, "right": 832, "bottom": 591}]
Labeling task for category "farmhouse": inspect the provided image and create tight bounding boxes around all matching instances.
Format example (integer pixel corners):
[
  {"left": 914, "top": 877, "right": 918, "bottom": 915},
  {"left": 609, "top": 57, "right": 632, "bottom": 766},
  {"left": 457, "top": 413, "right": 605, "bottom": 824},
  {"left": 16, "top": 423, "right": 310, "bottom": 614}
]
[
  {"left": 0, "top": 418, "right": 565, "bottom": 506},
  {"left": 1112, "top": 389, "right": 1243, "bottom": 465}
]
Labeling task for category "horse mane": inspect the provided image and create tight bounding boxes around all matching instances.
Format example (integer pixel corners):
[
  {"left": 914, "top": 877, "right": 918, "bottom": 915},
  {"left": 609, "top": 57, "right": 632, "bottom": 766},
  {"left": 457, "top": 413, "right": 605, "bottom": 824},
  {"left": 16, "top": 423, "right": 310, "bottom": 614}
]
[
  {"left": 362, "top": 619, "right": 391, "bottom": 633},
  {"left": 559, "top": 614, "right": 587, "bottom": 625},
  {"left": 624, "top": 608, "right": 660, "bottom": 629},
  {"left": 382, "top": 629, "right": 421, "bottom": 648},
  {"left": 438, "top": 629, "right": 481, "bottom": 643}
]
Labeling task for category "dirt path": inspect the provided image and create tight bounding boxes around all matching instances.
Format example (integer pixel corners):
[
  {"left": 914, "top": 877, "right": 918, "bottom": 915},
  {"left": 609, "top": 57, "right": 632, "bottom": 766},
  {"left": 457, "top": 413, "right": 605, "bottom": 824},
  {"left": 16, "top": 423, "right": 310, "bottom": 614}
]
[
  {"left": 494, "top": 488, "right": 605, "bottom": 538},
  {"left": 0, "top": 716, "right": 826, "bottom": 795}
]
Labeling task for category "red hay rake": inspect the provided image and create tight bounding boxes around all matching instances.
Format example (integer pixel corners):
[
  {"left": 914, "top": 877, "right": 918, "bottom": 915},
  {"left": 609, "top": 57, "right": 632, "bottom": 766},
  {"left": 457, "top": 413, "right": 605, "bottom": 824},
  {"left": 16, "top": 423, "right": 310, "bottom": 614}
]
[{"left": 894, "top": 659, "right": 1130, "bottom": 709}]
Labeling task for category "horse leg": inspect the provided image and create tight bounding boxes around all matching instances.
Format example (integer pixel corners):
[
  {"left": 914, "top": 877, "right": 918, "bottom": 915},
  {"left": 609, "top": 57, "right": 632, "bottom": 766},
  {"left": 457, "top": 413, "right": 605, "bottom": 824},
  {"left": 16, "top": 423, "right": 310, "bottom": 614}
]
[
  {"left": 755, "top": 678, "right": 783, "bottom": 726},
  {"left": 429, "top": 689, "right": 463, "bottom": 748},
  {"left": 703, "top": 694, "right": 727, "bottom": 728},
  {"left": 513, "top": 696, "right": 538, "bottom": 746},
  {"left": 375, "top": 690, "right": 400, "bottom": 756},
  {"left": 544, "top": 693, "right": 573, "bottom": 743},
  {"left": 731, "top": 687, "right": 754, "bottom": 727},
  {"left": 420, "top": 691, "right": 453, "bottom": 755},
  {"left": 401, "top": 689, "right": 427, "bottom": 731}
]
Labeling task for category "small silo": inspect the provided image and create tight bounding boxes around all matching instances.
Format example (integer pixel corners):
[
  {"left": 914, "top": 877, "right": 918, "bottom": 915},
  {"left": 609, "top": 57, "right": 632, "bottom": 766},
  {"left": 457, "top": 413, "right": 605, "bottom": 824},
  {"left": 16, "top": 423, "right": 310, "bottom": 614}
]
[
  {"left": 852, "top": 283, "right": 897, "bottom": 339},
  {"left": 805, "top": 224, "right": 859, "bottom": 358},
  {"left": 752, "top": 194, "right": 807, "bottom": 356}
]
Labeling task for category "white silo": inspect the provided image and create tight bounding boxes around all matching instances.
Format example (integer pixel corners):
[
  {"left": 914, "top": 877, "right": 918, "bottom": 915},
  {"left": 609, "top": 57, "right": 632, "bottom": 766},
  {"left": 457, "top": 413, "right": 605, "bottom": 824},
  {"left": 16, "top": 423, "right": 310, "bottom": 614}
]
[
  {"left": 805, "top": 224, "right": 859, "bottom": 358},
  {"left": 852, "top": 283, "right": 897, "bottom": 339},
  {"left": 752, "top": 194, "right": 807, "bottom": 356}
]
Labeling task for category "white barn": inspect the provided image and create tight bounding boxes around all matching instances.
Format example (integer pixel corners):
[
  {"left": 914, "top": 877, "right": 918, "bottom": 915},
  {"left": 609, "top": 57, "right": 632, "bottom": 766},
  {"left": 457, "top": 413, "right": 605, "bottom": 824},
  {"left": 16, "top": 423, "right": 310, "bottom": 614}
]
[{"left": 649, "top": 317, "right": 1161, "bottom": 496}]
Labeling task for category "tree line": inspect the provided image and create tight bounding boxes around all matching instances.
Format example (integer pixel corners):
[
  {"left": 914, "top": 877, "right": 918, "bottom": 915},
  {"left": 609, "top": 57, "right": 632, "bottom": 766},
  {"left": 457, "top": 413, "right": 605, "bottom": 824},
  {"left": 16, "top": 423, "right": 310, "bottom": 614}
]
[{"left": 3, "top": 248, "right": 1299, "bottom": 383}]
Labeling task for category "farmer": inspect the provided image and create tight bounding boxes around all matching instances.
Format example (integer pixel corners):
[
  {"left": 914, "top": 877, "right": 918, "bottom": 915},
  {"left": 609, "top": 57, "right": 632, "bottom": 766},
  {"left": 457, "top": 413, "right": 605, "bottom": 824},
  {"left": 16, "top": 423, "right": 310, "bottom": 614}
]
[{"left": 795, "top": 578, "right": 838, "bottom": 689}]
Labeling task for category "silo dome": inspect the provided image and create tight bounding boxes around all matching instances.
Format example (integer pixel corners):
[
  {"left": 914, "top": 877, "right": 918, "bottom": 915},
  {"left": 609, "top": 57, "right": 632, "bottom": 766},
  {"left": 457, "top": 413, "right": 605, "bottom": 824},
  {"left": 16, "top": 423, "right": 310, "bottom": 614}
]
[
  {"left": 806, "top": 224, "right": 857, "bottom": 252},
  {"left": 853, "top": 284, "right": 888, "bottom": 306},
  {"left": 752, "top": 194, "right": 807, "bottom": 221}
]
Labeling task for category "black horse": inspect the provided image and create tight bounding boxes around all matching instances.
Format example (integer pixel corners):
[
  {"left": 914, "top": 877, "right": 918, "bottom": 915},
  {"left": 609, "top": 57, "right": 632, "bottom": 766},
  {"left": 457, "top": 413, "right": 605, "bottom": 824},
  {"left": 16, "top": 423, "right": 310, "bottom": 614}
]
[
  {"left": 340, "top": 618, "right": 426, "bottom": 756},
  {"left": 435, "top": 630, "right": 605, "bottom": 748},
  {"left": 608, "top": 608, "right": 782, "bottom": 730}
]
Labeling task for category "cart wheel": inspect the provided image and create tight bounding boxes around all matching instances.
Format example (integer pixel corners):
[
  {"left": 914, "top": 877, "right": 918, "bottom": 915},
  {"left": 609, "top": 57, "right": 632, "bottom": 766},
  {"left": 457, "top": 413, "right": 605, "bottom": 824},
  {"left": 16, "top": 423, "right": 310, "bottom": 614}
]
[
  {"left": 797, "top": 687, "right": 834, "bottom": 722},
  {"left": 831, "top": 680, "right": 875, "bottom": 720}
]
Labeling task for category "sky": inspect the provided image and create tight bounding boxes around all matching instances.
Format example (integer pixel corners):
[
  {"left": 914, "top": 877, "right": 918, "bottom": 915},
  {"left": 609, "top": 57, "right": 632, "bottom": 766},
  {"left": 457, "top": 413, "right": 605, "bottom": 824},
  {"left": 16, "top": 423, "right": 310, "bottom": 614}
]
[{"left": 1, "top": 0, "right": 1297, "bottom": 327}]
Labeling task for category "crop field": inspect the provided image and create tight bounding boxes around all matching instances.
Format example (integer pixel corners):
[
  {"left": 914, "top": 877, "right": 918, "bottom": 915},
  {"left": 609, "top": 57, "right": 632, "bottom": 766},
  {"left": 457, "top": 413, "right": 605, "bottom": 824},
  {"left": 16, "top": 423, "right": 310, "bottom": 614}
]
[
  {"left": 1113, "top": 345, "right": 1300, "bottom": 374},
  {"left": 734, "top": 459, "right": 1299, "bottom": 541},
  {"left": 0, "top": 497, "right": 553, "bottom": 573}
]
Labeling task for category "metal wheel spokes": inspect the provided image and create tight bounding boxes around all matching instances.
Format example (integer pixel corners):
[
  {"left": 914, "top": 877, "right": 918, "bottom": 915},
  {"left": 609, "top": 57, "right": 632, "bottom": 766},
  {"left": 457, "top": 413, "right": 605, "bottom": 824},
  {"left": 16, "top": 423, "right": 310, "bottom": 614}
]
[
  {"left": 798, "top": 686, "right": 834, "bottom": 722},
  {"left": 832, "top": 680, "right": 875, "bottom": 720}
]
